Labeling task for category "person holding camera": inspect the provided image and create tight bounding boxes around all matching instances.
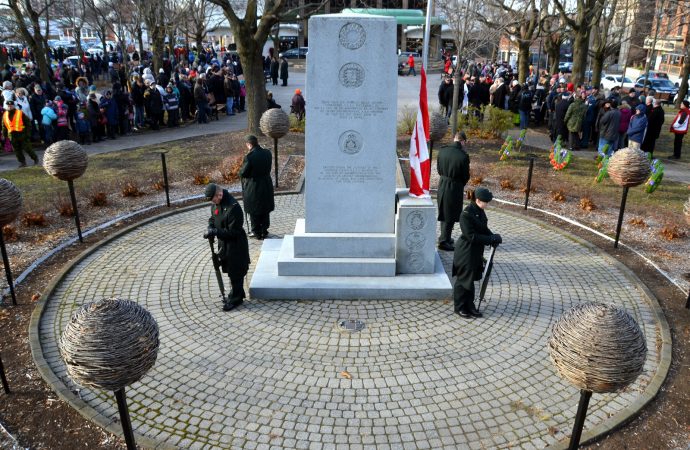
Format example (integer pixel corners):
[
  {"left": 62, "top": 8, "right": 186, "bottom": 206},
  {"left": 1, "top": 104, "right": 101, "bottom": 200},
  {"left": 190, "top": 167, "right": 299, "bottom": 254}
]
[
  {"left": 204, "top": 183, "right": 250, "bottom": 311},
  {"left": 452, "top": 187, "right": 502, "bottom": 318}
]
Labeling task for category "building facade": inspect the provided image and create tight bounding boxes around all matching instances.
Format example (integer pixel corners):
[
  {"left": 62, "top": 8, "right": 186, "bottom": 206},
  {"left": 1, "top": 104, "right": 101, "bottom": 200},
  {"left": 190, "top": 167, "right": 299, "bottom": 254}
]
[{"left": 644, "top": 0, "right": 689, "bottom": 76}]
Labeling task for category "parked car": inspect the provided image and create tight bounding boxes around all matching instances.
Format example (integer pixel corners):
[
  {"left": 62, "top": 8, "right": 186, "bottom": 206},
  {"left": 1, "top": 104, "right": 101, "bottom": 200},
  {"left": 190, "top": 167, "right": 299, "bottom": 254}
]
[
  {"left": 280, "top": 47, "right": 308, "bottom": 59},
  {"left": 601, "top": 74, "right": 635, "bottom": 91},
  {"left": 558, "top": 62, "right": 573, "bottom": 73},
  {"left": 634, "top": 77, "right": 679, "bottom": 103},
  {"left": 646, "top": 71, "right": 669, "bottom": 79}
]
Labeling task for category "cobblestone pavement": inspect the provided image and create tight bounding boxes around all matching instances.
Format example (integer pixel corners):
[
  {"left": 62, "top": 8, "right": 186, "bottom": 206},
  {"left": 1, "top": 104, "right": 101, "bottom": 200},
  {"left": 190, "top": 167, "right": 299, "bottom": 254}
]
[{"left": 35, "top": 194, "right": 666, "bottom": 449}]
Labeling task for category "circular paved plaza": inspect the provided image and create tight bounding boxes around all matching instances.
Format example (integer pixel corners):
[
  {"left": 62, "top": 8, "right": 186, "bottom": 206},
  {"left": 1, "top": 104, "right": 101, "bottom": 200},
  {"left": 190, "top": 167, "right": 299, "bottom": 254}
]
[{"left": 33, "top": 193, "right": 667, "bottom": 449}]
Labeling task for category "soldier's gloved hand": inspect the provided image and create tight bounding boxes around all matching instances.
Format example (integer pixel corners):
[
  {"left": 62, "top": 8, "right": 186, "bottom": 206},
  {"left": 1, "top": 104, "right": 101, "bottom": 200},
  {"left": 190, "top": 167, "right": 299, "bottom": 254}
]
[
  {"left": 204, "top": 227, "right": 217, "bottom": 239},
  {"left": 491, "top": 234, "right": 502, "bottom": 246}
]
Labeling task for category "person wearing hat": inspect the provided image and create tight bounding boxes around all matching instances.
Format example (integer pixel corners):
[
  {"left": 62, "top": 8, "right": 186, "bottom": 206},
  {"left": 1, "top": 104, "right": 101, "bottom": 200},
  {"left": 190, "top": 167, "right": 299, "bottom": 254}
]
[
  {"left": 240, "top": 135, "right": 274, "bottom": 239},
  {"left": 2, "top": 99, "right": 38, "bottom": 167},
  {"left": 291, "top": 89, "right": 305, "bottom": 121},
  {"left": 669, "top": 100, "right": 689, "bottom": 159},
  {"left": 641, "top": 97, "right": 664, "bottom": 156},
  {"left": 437, "top": 131, "right": 470, "bottom": 251},
  {"left": 451, "top": 187, "right": 502, "bottom": 318},
  {"left": 204, "top": 183, "right": 250, "bottom": 311},
  {"left": 626, "top": 103, "right": 648, "bottom": 150}
]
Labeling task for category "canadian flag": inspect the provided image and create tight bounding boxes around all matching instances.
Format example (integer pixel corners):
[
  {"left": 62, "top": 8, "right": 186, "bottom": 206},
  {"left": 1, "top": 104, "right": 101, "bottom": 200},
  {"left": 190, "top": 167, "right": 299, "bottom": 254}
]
[{"left": 409, "top": 67, "right": 430, "bottom": 198}]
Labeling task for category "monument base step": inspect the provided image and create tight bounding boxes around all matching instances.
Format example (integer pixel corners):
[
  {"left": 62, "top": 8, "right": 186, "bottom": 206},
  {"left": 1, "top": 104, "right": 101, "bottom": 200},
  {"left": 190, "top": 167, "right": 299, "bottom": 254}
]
[
  {"left": 278, "top": 236, "right": 396, "bottom": 277},
  {"left": 251, "top": 239, "right": 452, "bottom": 300},
  {"left": 293, "top": 219, "right": 396, "bottom": 258}
]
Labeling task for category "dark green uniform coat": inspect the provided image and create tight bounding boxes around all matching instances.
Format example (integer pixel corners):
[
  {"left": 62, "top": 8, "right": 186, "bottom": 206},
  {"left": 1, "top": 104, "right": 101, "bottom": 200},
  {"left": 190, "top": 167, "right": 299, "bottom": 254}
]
[
  {"left": 437, "top": 141, "right": 470, "bottom": 223},
  {"left": 240, "top": 145, "right": 275, "bottom": 215},
  {"left": 452, "top": 202, "right": 493, "bottom": 290},
  {"left": 208, "top": 190, "right": 250, "bottom": 278}
]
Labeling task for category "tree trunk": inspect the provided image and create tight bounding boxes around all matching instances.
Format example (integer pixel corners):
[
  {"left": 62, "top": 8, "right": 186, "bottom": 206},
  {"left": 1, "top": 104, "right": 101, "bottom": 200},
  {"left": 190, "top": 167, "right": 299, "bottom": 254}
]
[
  {"left": 137, "top": 28, "right": 144, "bottom": 60},
  {"left": 517, "top": 41, "right": 530, "bottom": 84},
  {"left": 238, "top": 41, "right": 267, "bottom": 134},
  {"left": 545, "top": 35, "right": 561, "bottom": 75},
  {"left": 570, "top": 28, "right": 590, "bottom": 86},
  {"left": 75, "top": 31, "right": 83, "bottom": 58},
  {"left": 676, "top": 52, "right": 690, "bottom": 107},
  {"left": 195, "top": 32, "right": 204, "bottom": 54},
  {"left": 150, "top": 26, "right": 165, "bottom": 72},
  {"left": 591, "top": 51, "right": 605, "bottom": 88}
]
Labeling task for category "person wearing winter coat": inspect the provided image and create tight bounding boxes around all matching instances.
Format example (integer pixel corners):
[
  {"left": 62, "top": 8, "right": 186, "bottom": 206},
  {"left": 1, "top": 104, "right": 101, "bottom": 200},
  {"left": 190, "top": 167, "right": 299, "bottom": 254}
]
[
  {"left": 270, "top": 56, "right": 279, "bottom": 86},
  {"left": 131, "top": 76, "right": 146, "bottom": 130},
  {"left": 74, "top": 77, "right": 90, "bottom": 104},
  {"left": 99, "top": 90, "right": 119, "bottom": 139},
  {"left": 669, "top": 100, "right": 689, "bottom": 159},
  {"left": 87, "top": 94, "right": 104, "bottom": 142},
  {"left": 40, "top": 100, "right": 57, "bottom": 145},
  {"left": 14, "top": 87, "right": 31, "bottom": 121},
  {"left": 554, "top": 92, "right": 572, "bottom": 143},
  {"left": 438, "top": 76, "right": 454, "bottom": 118},
  {"left": 564, "top": 93, "right": 587, "bottom": 150},
  {"left": 193, "top": 78, "right": 209, "bottom": 123},
  {"left": 279, "top": 56, "right": 288, "bottom": 86},
  {"left": 291, "top": 89, "right": 306, "bottom": 121},
  {"left": 597, "top": 99, "right": 621, "bottom": 155},
  {"left": 490, "top": 78, "right": 507, "bottom": 110},
  {"left": 54, "top": 96, "right": 70, "bottom": 141},
  {"left": 627, "top": 104, "right": 648, "bottom": 150},
  {"left": 452, "top": 187, "right": 501, "bottom": 318},
  {"left": 223, "top": 73, "right": 236, "bottom": 116},
  {"left": 142, "top": 67, "right": 155, "bottom": 84},
  {"left": 617, "top": 101, "right": 633, "bottom": 150},
  {"left": 641, "top": 97, "right": 664, "bottom": 155},
  {"left": 507, "top": 80, "right": 522, "bottom": 115},
  {"left": 163, "top": 84, "right": 179, "bottom": 127},
  {"left": 75, "top": 111, "right": 92, "bottom": 145},
  {"left": 517, "top": 84, "right": 534, "bottom": 130},
  {"left": 146, "top": 82, "right": 164, "bottom": 129}
]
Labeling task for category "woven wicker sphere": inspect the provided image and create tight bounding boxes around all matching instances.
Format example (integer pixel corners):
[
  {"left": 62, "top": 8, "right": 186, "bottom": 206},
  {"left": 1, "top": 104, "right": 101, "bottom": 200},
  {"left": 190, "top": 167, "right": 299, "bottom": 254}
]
[
  {"left": 59, "top": 298, "right": 159, "bottom": 391},
  {"left": 429, "top": 112, "right": 449, "bottom": 142},
  {"left": 260, "top": 108, "right": 290, "bottom": 139},
  {"left": 43, "top": 140, "right": 88, "bottom": 181},
  {"left": 0, "top": 178, "right": 22, "bottom": 227},
  {"left": 607, "top": 147, "right": 651, "bottom": 187},
  {"left": 684, "top": 196, "right": 690, "bottom": 226},
  {"left": 548, "top": 302, "right": 646, "bottom": 393}
]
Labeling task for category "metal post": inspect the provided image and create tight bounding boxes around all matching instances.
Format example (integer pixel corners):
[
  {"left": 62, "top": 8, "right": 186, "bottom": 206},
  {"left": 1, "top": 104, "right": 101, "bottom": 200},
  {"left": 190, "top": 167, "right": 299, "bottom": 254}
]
[
  {"left": 568, "top": 389, "right": 592, "bottom": 450},
  {"left": 524, "top": 157, "right": 535, "bottom": 210},
  {"left": 0, "top": 353, "right": 9, "bottom": 394},
  {"left": 273, "top": 138, "right": 279, "bottom": 189},
  {"left": 614, "top": 186, "right": 629, "bottom": 248},
  {"left": 114, "top": 388, "right": 137, "bottom": 450},
  {"left": 67, "top": 180, "right": 83, "bottom": 243},
  {"left": 0, "top": 230, "right": 17, "bottom": 306},
  {"left": 160, "top": 152, "right": 170, "bottom": 207}
]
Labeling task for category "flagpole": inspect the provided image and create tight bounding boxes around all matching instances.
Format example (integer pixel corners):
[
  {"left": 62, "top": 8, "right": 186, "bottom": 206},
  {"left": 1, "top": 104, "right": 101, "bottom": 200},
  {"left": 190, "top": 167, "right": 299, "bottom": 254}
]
[{"left": 423, "top": 0, "right": 433, "bottom": 71}]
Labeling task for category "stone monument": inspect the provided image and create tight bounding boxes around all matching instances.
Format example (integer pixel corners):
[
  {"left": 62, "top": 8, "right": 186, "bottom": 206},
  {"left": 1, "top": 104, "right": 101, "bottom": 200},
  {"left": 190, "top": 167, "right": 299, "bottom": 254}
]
[{"left": 250, "top": 13, "right": 451, "bottom": 299}]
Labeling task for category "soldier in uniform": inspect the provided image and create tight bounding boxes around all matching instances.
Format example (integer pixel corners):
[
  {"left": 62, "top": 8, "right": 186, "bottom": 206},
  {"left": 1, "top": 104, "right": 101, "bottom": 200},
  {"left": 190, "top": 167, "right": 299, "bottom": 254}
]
[
  {"left": 436, "top": 132, "right": 470, "bottom": 251},
  {"left": 452, "top": 187, "right": 502, "bottom": 318},
  {"left": 2, "top": 99, "right": 38, "bottom": 168},
  {"left": 240, "top": 135, "right": 274, "bottom": 239},
  {"left": 204, "top": 183, "right": 250, "bottom": 311}
]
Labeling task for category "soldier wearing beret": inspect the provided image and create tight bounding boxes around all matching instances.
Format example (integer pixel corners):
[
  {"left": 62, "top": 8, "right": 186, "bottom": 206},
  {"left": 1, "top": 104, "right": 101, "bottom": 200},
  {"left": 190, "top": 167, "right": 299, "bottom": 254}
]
[
  {"left": 452, "top": 187, "right": 502, "bottom": 318},
  {"left": 204, "top": 183, "right": 250, "bottom": 311},
  {"left": 436, "top": 132, "right": 470, "bottom": 251},
  {"left": 240, "top": 135, "right": 274, "bottom": 239}
]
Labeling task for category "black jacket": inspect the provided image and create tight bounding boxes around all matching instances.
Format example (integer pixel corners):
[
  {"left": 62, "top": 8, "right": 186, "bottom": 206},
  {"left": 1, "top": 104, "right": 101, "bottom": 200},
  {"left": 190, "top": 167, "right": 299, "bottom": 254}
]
[
  {"left": 452, "top": 202, "right": 494, "bottom": 289},
  {"left": 436, "top": 141, "right": 470, "bottom": 223},
  {"left": 240, "top": 145, "right": 275, "bottom": 215},
  {"left": 208, "top": 190, "right": 250, "bottom": 277},
  {"left": 641, "top": 105, "right": 665, "bottom": 152}
]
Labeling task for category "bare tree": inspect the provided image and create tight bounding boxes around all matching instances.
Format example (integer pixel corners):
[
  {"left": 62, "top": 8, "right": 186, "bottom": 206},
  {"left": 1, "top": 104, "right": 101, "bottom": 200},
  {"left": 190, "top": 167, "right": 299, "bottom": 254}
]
[
  {"left": 3, "top": 0, "right": 55, "bottom": 83},
  {"left": 589, "top": 0, "right": 619, "bottom": 88},
  {"left": 55, "top": 0, "right": 88, "bottom": 56},
  {"left": 540, "top": 0, "right": 565, "bottom": 75},
  {"left": 84, "top": 0, "right": 112, "bottom": 62},
  {"left": 182, "top": 0, "right": 223, "bottom": 52},
  {"left": 207, "top": 0, "right": 285, "bottom": 134},
  {"left": 553, "top": 0, "right": 606, "bottom": 85}
]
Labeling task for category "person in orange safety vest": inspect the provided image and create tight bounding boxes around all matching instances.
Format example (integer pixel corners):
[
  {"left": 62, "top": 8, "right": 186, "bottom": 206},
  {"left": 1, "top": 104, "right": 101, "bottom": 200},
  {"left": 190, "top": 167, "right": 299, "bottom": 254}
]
[{"left": 2, "top": 99, "right": 38, "bottom": 167}]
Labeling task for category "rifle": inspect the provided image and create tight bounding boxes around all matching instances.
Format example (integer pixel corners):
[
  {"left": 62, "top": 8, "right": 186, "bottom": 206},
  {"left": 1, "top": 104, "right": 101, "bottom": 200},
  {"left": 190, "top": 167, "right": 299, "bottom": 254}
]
[
  {"left": 477, "top": 244, "right": 498, "bottom": 311},
  {"left": 204, "top": 233, "right": 227, "bottom": 303}
]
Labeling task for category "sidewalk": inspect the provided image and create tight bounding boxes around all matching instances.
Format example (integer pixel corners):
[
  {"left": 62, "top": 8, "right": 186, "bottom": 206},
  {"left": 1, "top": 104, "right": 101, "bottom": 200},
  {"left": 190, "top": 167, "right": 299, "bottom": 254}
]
[{"left": 507, "top": 128, "right": 690, "bottom": 185}]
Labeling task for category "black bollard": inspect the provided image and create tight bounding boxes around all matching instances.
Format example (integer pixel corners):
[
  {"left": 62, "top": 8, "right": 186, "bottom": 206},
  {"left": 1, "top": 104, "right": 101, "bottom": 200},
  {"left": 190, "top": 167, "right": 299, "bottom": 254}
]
[
  {"left": 67, "top": 180, "right": 83, "bottom": 243},
  {"left": 0, "top": 353, "right": 9, "bottom": 394},
  {"left": 273, "top": 138, "right": 279, "bottom": 189},
  {"left": 524, "top": 157, "right": 535, "bottom": 210},
  {"left": 115, "top": 387, "right": 137, "bottom": 450},
  {"left": 614, "top": 186, "right": 629, "bottom": 248},
  {"left": 568, "top": 389, "right": 592, "bottom": 449},
  {"left": 160, "top": 152, "right": 170, "bottom": 207},
  {"left": 0, "top": 230, "right": 17, "bottom": 305}
]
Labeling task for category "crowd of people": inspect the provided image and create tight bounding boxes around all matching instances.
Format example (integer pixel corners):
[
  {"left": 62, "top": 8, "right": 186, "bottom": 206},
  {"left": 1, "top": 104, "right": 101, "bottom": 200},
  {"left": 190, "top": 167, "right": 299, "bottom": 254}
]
[
  {"left": 438, "top": 60, "right": 688, "bottom": 159},
  {"left": 0, "top": 45, "right": 306, "bottom": 168}
]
